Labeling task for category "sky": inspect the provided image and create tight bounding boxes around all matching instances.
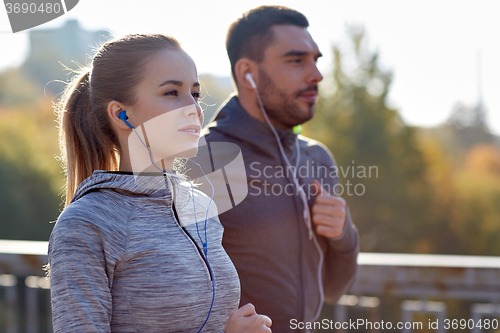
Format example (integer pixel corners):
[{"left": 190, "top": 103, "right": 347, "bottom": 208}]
[{"left": 0, "top": 0, "right": 499, "bottom": 135}]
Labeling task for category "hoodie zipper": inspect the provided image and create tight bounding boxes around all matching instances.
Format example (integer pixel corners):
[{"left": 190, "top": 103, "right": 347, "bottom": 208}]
[{"left": 167, "top": 176, "right": 213, "bottom": 281}]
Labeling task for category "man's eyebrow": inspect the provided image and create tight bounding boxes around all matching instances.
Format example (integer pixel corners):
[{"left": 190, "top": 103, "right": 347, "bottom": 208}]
[
  {"left": 158, "top": 80, "right": 201, "bottom": 88},
  {"left": 282, "top": 50, "right": 308, "bottom": 57},
  {"left": 282, "top": 50, "right": 323, "bottom": 59}
]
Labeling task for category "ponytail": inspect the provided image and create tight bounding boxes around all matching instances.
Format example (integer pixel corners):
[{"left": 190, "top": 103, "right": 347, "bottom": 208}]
[{"left": 57, "top": 69, "right": 119, "bottom": 207}]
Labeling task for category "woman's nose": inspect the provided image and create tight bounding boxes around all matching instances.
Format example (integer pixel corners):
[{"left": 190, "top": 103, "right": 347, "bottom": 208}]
[
  {"left": 183, "top": 103, "right": 203, "bottom": 120},
  {"left": 194, "top": 103, "right": 202, "bottom": 117}
]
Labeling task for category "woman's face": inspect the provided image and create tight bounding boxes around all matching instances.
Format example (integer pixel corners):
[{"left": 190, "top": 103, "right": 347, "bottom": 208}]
[{"left": 126, "top": 48, "right": 203, "bottom": 168}]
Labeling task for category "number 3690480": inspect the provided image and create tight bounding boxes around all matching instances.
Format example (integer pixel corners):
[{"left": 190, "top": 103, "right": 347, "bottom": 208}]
[
  {"left": 444, "top": 319, "right": 499, "bottom": 330},
  {"left": 5, "top": 2, "right": 61, "bottom": 14}
]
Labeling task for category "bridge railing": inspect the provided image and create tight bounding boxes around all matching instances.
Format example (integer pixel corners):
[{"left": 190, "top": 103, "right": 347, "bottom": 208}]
[{"left": 2, "top": 240, "right": 500, "bottom": 333}]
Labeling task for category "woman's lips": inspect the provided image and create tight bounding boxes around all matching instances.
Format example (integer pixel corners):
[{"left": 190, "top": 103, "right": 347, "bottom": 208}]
[{"left": 178, "top": 124, "right": 201, "bottom": 137}]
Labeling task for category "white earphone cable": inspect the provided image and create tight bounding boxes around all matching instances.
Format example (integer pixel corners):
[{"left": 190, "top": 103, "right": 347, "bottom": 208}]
[{"left": 251, "top": 81, "right": 325, "bottom": 321}]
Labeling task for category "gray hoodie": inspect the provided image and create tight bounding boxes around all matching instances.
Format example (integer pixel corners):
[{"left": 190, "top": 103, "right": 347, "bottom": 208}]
[{"left": 48, "top": 170, "right": 240, "bottom": 332}]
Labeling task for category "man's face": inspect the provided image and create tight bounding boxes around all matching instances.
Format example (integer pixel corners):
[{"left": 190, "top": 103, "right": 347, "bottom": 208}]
[{"left": 256, "top": 25, "right": 323, "bottom": 128}]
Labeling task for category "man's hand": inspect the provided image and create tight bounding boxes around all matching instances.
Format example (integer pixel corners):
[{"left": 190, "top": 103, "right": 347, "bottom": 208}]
[{"left": 310, "top": 179, "right": 346, "bottom": 239}]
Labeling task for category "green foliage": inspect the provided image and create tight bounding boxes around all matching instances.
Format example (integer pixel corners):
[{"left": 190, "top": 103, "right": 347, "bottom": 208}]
[
  {"left": 447, "top": 102, "right": 495, "bottom": 151},
  {"left": 451, "top": 145, "right": 500, "bottom": 255},
  {"left": 305, "top": 25, "right": 500, "bottom": 256},
  {"left": 0, "top": 99, "right": 63, "bottom": 240},
  {"left": 417, "top": 130, "right": 500, "bottom": 255},
  {"left": 304, "top": 25, "right": 434, "bottom": 253},
  {"left": 0, "top": 68, "right": 43, "bottom": 106}
]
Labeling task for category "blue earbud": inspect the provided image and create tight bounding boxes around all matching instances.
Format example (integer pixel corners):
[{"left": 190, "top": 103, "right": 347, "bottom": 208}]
[{"left": 119, "top": 110, "right": 134, "bottom": 130}]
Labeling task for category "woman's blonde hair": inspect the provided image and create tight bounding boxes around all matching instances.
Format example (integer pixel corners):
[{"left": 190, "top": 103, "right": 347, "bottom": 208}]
[{"left": 57, "top": 34, "right": 181, "bottom": 206}]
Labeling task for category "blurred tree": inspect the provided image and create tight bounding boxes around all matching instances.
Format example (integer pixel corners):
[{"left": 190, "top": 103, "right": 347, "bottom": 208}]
[
  {"left": 450, "top": 145, "right": 500, "bottom": 255},
  {"left": 305, "top": 25, "right": 500, "bottom": 257},
  {"left": 420, "top": 101, "right": 498, "bottom": 163},
  {"left": 0, "top": 98, "right": 63, "bottom": 240},
  {"left": 0, "top": 68, "right": 43, "bottom": 106},
  {"left": 416, "top": 134, "right": 463, "bottom": 254},
  {"left": 445, "top": 102, "right": 495, "bottom": 154},
  {"left": 464, "top": 144, "right": 500, "bottom": 177},
  {"left": 304, "top": 25, "right": 433, "bottom": 253}
]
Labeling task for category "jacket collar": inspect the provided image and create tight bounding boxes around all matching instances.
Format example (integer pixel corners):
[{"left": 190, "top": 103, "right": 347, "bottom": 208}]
[{"left": 71, "top": 170, "right": 184, "bottom": 205}]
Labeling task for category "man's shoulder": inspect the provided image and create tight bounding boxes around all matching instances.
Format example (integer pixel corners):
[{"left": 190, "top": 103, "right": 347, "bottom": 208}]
[
  {"left": 201, "top": 124, "right": 227, "bottom": 140},
  {"left": 201, "top": 122, "right": 245, "bottom": 149},
  {"left": 298, "top": 134, "right": 337, "bottom": 166}
]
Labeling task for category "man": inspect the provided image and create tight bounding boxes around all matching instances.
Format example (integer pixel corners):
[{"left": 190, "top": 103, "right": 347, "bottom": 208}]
[{"left": 198, "top": 6, "right": 359, "bottom": 332}]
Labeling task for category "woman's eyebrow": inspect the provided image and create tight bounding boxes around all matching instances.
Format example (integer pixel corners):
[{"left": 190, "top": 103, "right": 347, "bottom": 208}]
[
  {"left": 158, "top": 80, "right": 201, "bottom": 88},
  {"left": 158, "top": 80, "right": 183, "bottom": 88}
]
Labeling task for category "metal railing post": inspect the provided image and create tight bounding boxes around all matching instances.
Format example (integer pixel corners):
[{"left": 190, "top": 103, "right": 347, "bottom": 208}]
[
  {"left": 2, "top": 275, "right": 19, "bottom": 333},
  {"left": 26, "top": 276, "right": 39, "bottom": 333}
]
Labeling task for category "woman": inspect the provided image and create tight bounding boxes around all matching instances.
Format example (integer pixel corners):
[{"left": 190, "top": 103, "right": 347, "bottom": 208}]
[{"left": 48, "top": 34, "right": 272, "bottom": 333}]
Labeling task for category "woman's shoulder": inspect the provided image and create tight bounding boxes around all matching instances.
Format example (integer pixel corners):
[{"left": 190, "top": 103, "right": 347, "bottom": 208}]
[
  {"left": 54, "top": 191, "right": 135, "bottom": 235},
  {"left": 49, "top": 193, "right": 132, "bottom": 260}
]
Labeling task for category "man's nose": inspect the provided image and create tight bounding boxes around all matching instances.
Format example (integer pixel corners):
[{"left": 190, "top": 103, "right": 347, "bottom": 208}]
[{"left": 307, "top": 64, "right": 323, "bottom": 84}]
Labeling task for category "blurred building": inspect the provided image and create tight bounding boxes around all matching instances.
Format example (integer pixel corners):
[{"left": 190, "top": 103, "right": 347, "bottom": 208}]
[{"left": 21, "top": 19, "right": 112, "bottom": 95}]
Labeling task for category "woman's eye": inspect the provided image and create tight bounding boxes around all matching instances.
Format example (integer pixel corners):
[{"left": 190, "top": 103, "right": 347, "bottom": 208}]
[
  {"left": 192, "top": 92, "right": 201, "bottom": 99},
  {"left": 164, "top": 90, "right": 178, "bottom": 96}
]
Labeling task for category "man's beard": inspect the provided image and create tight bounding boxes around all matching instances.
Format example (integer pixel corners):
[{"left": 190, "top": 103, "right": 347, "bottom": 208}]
[{"left": 257, "top": 68, "right": 317, "bottom": 128}]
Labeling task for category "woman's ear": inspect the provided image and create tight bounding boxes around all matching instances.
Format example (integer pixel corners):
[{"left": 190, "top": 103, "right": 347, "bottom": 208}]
[
  {"left": 234, "top": 58, "right": 257, "bottom": 92},
  {"left": 108, "top": 101, "right": 132, "bottom": 130}
]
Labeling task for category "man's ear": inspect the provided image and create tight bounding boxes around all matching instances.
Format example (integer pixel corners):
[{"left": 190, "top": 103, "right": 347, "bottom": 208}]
[
  {"left": 108, "top": 101, "right": 132, "bottom": 130},
  {"left": 234, "top": 58, "right": 257, "bottom": 91}
]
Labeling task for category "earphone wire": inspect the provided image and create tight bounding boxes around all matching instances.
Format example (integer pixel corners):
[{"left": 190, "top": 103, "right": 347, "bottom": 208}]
[
  {"left": 252, "top": 82, "right": 325, "bottom": 322},
  {"left": 130, "top": 127, "right": 216, "bottom": 332},
  {"left": 254, "top": 88, "right": 313, "bottom": 239}
]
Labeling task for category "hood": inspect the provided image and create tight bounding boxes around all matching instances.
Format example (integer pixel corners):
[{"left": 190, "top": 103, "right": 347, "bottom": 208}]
[
  {"left": 71, "top": 170, "right": 173, "bottom": 204},
  {"left": 204, "top": 94, "right": 299, "bottom": 158},
  {"left": 71, "top": 170, "right": 218, "bottom": 225}
]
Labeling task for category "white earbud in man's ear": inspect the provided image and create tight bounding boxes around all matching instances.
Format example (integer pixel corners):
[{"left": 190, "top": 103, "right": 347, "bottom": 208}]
[{"left": 245, "top": 73, "right": 257, "bottom": 89}]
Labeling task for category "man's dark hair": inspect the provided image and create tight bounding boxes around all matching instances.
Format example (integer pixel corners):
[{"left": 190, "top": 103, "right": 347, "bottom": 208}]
[{"left": 226, "top": 5, "right": 309, "bottom": 84}]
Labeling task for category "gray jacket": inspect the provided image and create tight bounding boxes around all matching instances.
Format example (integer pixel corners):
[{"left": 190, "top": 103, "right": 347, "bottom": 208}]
[
  {"left": 187, "top": 96, "right": 359, "bottom": 332},
  {"left": 48, "top": 171, "right": 240, "bottom": 332}
]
